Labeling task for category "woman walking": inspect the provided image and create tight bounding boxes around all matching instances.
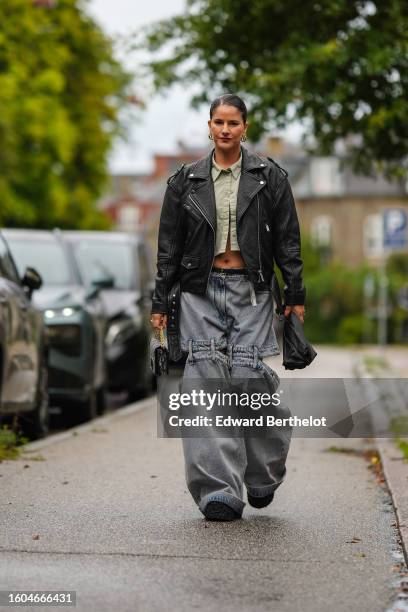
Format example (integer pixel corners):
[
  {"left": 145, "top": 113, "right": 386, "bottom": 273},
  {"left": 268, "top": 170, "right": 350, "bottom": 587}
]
[{"left": 150, "top": 94, "right": 306, "bottom": 521}]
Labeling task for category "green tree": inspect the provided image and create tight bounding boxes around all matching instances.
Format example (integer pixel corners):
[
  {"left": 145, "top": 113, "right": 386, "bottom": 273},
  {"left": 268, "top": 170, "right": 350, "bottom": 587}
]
[
  {"left": 140, "top": 0, "right": 408, "bottom": 180},
  {"left": 280, "top": 239, "right": 408, "bottom": 345},
  {"left": 0, "top": 0, "right": 132, "bottom": 229}
]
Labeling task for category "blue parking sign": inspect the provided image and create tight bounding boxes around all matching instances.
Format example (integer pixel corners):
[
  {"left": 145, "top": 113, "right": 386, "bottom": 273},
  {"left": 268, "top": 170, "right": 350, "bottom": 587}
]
[{"left": 383, "top": 209, "right": 407, "bottom": 250}]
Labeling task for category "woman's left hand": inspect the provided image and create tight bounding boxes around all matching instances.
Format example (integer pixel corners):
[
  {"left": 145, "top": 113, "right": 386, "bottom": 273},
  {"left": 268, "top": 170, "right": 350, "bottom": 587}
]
[{"left": 284, "top": 305, "right": 305, "bottom": 324}]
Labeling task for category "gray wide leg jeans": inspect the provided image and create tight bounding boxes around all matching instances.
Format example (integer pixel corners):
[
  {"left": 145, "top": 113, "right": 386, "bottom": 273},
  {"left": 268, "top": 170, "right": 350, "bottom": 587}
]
[{"left": 179, "top": 268, "right": 293, "bottom": 517}]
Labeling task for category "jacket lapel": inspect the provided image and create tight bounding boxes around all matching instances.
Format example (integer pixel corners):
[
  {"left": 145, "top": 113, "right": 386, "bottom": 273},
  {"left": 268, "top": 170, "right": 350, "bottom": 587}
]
[
  {"left": 186, "top": 150, "right": 216, "bottom": 230},
  {"left": 236, "top": 146, "right": 268, "bottom": 224}
]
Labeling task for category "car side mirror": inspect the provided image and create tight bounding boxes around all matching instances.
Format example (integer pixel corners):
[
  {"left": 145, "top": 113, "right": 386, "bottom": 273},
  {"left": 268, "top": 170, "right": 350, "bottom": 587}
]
[
  {"left": 92, "top": 272, "right": 115, "bottom": 290},
  {"left": 21, "top": 266, "right": 42, "bottom": 297},
  {"left": 85, "top": 272, "right": 114, "bottom": 300}
]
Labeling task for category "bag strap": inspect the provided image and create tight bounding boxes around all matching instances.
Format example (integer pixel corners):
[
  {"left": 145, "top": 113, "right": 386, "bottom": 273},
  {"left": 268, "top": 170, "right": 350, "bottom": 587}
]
[
  {"left": 154, "top": 327, "right": 167, "bottom": 348},
  {"left": 270, "top": 274, "right": 286, "bottom": 318}
]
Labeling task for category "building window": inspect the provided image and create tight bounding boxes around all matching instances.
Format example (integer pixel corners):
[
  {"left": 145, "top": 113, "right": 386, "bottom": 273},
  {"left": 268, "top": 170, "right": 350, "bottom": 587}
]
[
  {"left": 363, "top": 214, "right": 383, "bottom": 258},
  {"left": 118, "top": 205, "right": 140, "bottom": 232},
  {"left": 311, "top": 215, "right": 332, "bottom": 248},
  {"left": 310, "top": 158, "right": 343, "bottom": 196}
]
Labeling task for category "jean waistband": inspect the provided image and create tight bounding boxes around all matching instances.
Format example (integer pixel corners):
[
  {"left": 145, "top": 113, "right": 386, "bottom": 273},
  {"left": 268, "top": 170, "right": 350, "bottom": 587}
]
[
  {"left": 210, "top": 267, "right": 260, "bottom": 304},
  {"left": 211, "top": 267, "right": 248, "bottom": 276}
]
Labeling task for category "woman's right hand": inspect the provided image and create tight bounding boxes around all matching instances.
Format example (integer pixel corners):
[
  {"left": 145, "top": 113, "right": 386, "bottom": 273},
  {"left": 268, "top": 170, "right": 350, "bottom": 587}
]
[{"left": 150, "top": 313, "right": 167, "bottom": 331}]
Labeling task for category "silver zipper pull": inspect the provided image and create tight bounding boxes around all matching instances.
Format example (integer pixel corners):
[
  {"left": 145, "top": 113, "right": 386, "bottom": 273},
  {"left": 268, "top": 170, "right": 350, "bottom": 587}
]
[{"left": 258, "top": 269, "right": 265, "bottom": 283}]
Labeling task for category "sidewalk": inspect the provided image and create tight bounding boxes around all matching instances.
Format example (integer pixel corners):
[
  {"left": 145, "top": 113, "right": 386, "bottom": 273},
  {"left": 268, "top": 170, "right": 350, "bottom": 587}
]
[{"left": 0, "top": 347, "right": 406, "bottom": 611}]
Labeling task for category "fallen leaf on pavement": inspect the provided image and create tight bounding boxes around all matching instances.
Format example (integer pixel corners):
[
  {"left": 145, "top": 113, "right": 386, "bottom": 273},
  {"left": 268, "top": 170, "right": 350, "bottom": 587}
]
[{"left": 346, "top": 537, "right": 361, "bottom": 543}]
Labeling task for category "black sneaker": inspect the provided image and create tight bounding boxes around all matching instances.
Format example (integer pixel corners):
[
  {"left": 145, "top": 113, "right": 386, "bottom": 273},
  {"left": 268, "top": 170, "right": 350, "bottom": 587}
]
[
  {"left": 203, "top": 501, "right": 241, "bottom": 521},
  {"left": 247, "top": 491, "right": 275, "bottom": 509}
]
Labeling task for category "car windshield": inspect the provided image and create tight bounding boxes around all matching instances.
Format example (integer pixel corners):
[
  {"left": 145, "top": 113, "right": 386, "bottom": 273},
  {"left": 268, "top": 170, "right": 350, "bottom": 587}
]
[
  {"left": 6, "top": 238, "right": 74, "bottom": 286},
  {"left": 71, "top": 241, "right": 136, "bottom": 290}
]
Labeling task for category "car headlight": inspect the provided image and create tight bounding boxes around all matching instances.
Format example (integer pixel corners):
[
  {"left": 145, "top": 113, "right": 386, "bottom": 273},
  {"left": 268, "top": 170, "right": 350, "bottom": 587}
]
[{"left": 44, "top": 307, "right": 81, "bottom": 320}]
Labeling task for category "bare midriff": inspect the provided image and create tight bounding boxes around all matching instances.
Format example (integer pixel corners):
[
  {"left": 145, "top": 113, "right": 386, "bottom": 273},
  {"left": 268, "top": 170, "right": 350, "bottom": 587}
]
[{"left": 213, "top": 233, "right": 245, "bottom": 268}]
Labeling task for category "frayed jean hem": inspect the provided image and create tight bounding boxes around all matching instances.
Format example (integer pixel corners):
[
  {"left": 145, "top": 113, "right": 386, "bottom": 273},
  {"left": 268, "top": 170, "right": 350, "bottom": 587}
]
[{"left": 199, "top": 491, "right": 246, "bottom": 516}]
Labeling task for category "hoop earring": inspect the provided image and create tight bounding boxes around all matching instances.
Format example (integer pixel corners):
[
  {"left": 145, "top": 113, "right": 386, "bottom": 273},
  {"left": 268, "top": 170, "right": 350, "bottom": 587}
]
[
  {"left": 208, "top": 132, "right": 214, "bottom": 140},
  {"left": 241, "top": 133, "right": 247, "bottom": 142}
]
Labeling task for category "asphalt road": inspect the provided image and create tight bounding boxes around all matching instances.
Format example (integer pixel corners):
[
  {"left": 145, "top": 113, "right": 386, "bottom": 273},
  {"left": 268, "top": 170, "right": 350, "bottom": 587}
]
[{"left": 0, "top": 347, "right": 405, "bottom": 612}]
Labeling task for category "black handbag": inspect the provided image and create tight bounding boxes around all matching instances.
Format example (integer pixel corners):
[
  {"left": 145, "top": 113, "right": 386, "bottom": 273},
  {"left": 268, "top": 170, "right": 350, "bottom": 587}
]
[
  {"left": 271, "top": 275, "right": 317, "bottom": 370},
  {"left": 150, "top": 328, "right": 169, "bottom": 376}
]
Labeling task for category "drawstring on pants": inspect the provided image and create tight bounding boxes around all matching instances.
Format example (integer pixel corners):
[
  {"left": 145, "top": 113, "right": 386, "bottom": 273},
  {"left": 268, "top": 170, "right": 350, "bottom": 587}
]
[
  {"left": 227, "top": 344, "right": 233, "bottom": 369},
  {"left": 210, "top": 338, "right": 216, "bottom": 362},
  {"left": 248, "top": 280, "right": 257, "bottom": 306},
  {"left": 187, "top": 339, "right": 195, "bottom": 364},
  {"left": 252, "top": 345, "right": 259, "bottom": 369}
]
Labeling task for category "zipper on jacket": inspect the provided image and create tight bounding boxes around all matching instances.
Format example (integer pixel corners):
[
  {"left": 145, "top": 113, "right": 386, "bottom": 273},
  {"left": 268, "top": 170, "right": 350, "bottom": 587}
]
[
  {"left": 257, "top": 194, "right": 265, "bottom": 283},
  {"left": 188, "top": 193, "right": 215, "bottom": 293},
  {"left": 188, "top": 193, "right": 214, "bottom": 231},
  {"left": 235, "top": 207, "right": 251, "bottom": 284},
  {"left": 206, "top": 241, "right": 216, "bottom": 294}
]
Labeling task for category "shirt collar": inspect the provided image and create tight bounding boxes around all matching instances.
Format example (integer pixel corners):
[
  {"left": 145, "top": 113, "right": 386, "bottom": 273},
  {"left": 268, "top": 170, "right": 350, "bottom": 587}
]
[{"left": 211, "top": 150, "right": 242, "bottom": 181}]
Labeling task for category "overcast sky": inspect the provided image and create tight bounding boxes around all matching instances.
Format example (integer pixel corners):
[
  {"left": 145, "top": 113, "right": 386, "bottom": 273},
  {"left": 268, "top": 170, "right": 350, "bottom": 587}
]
[
  {"left": 86, "top": 0, "right": 212, "bottom": 173},
  {"left": 86, "top": 0, "right": 302, "bottom": 174}
]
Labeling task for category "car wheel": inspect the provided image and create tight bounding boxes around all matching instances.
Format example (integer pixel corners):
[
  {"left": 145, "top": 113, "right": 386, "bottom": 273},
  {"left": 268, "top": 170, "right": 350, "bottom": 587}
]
[
  {"left": 77, "top": 388, "right": 98, "bottom": 423},
  {"left": 127, "top": 357, "right": 154, "bottom": 402},
  {"left": 63, "top": 388, "right": 98, "bottom": 427},
  {"left": 127, "top": 386, "right": 147, "bottom": 403},
  {"left": 20, "top": 363, "right": 49, "bottom": 440},
  {"left": 96, "top": 385, "right": 108, "bottom": 416}
]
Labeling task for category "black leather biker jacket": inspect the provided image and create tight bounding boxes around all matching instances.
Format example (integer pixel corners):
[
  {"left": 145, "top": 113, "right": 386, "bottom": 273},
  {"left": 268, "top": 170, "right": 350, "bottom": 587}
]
[{"left": 151, "top": 145, "right": 306, "bottom": 315}]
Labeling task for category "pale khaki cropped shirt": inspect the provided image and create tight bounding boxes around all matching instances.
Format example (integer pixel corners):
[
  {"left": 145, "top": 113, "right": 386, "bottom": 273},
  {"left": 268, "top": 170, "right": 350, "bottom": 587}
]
[{"left": 211, "top": 151, "right": 242, "bottom": 255}]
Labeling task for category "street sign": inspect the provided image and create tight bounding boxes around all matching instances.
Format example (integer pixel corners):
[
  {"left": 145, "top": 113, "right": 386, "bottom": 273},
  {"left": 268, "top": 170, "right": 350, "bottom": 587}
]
[{"left": 383, "top": 209, "right": 408, "bottom": 250}]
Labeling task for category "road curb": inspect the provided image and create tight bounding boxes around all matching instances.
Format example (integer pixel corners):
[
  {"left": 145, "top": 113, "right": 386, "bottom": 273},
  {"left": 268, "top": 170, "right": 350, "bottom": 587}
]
[
  {"left": 354, "top": 355, "right": 408, "bottom": 565},
  {"left": 24, "top": 395, "right": 156, "bottom": 453},
  {"left": 377, "top": 438, "right": 408, "bottom": 564}
]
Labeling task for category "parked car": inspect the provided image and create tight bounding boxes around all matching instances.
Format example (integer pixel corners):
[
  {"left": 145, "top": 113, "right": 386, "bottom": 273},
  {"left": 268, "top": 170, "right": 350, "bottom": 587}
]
[
  {"left": 3, "top": 229, "right": 111, "bottom": 425},
  {"left": 0, "top": 230, "right": 48, "bottom": 439},
  {"left": 62, "top": 231, "right": 155, "bottom": 400}
]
